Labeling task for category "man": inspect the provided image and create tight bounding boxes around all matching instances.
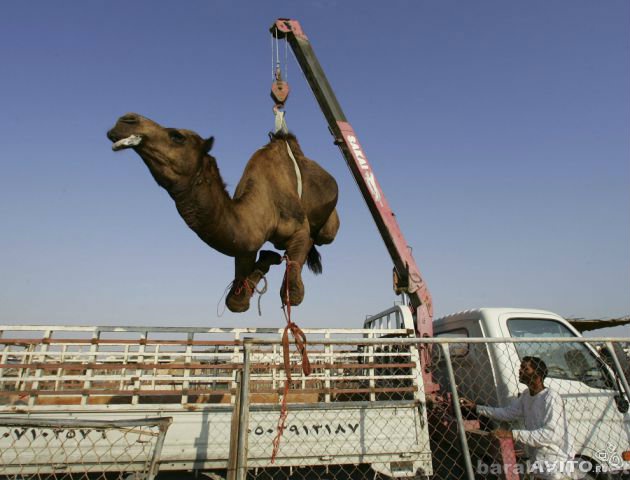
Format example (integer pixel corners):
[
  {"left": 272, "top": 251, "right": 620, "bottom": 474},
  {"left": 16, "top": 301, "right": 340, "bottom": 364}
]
[{"left": 460, "top": 356, "right": 575, "bottom": 480}]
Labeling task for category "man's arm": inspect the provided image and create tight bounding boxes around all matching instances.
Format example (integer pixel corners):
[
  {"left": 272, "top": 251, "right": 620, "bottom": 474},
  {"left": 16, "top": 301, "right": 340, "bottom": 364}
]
[{"left": 476, "top": 396, "right": 524, "bottom": 422}]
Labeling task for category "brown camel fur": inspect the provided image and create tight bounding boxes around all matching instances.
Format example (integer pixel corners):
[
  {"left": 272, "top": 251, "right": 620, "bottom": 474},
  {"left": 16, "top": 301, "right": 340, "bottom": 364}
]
[{"left": 107, "top": 113, "right": 339, "bottom": 312}]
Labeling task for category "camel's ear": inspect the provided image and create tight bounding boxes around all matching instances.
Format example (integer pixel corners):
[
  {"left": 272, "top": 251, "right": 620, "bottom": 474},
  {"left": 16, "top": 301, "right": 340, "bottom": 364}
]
[{"left": 202, "top": 136, "right": 214, "bottom": 153}]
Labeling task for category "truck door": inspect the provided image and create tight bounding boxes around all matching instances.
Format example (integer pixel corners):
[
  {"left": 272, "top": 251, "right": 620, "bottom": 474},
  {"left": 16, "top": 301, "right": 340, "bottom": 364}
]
[
  {"left": 498, "top": 315, "right": 630, "bottom": 471},
  {"left": 435, "top": 320, "right": 500, "bottom": 408}
]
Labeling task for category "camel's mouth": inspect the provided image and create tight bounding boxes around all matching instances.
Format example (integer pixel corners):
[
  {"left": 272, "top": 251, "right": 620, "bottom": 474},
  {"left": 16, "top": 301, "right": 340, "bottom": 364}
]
[{"left": 112, "top": 134, "right": 143, "bottom": 151}]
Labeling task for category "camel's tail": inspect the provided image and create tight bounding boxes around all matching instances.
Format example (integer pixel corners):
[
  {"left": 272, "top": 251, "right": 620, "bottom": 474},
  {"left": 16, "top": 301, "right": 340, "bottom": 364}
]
[{"left": 306, "top": 246, "right": 322, "bottom": 275}]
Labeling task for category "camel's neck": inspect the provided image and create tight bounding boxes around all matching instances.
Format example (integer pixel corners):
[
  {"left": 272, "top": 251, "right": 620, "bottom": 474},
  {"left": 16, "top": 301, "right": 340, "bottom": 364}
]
[{"left": 170, "top": 156, "right": 251, "bottom": 256}]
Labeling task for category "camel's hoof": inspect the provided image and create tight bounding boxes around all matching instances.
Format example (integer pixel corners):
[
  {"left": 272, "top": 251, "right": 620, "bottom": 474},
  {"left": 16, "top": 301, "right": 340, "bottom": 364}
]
[
  {"left": 287, "top": 290, "right": 304, "bottom": 306},
  {"left": 226, "top": 293, "right": 251, "bottom": 313},
  {"left": 281, "top": 273, "right": 304, "bottom": 307},
  {"left": 226, "top": 281, "right": 253, "bottom": 313}
]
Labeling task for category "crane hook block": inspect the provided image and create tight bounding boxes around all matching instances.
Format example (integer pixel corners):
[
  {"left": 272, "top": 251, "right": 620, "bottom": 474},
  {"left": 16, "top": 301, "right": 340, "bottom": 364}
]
[
  {"left": 271, "top": 79, "right": 290, "bottom": 106},
  {"left": 271, "top": 66, "right": 290, "bottom": 106}
]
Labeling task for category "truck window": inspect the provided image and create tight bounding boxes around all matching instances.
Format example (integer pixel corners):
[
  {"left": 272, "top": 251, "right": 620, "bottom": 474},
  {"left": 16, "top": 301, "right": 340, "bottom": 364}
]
[
  {"left": 507, "top": 318, "right": 613, "bottom": 389},
  {"left": 435, "top": 328, "right": 469, "bottom": 358}
]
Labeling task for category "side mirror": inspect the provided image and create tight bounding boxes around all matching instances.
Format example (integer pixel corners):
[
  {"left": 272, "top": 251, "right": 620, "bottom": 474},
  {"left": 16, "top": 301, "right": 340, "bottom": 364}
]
[
  {"left": 431, "top": 345, "right": 443, "bottom": 365},
  {"left": 614, "top": 394, "right": 629, "bottom": 414}
]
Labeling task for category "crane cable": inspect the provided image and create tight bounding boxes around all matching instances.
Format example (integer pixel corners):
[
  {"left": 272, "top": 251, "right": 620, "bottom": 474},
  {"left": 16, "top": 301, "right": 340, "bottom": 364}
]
[
  {"left": 271, "top": 27, "right": 288, "bottom": 84},
  {"left": 270, "top": 28, "right": 290, "bottom": 129}
]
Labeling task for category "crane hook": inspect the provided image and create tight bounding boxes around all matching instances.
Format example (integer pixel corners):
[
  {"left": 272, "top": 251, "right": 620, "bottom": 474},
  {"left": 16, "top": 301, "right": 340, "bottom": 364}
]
[{"left": 271, "top": 67, "right": 290, "bottom": 107}]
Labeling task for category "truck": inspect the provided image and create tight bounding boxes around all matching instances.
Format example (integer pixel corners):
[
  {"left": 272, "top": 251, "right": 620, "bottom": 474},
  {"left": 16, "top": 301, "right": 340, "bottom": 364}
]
[
  {"left": 1, "top": 18, "right": 629, "bottom": 480},
  {"left": 365, "top": 306, "right": 630, "bottom": 478},
  {"left": 0, "top": 323, "right": 433, "bottom": 479},
  {"left": 1, "top": 312, "right": 628, "bottom": 479}
]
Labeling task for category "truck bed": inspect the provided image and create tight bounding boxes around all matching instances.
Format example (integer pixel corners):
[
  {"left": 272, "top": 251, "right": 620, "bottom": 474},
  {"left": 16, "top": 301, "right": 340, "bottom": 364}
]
[{"left": 0, "top": 323, "right": 432, "bottom": 477}]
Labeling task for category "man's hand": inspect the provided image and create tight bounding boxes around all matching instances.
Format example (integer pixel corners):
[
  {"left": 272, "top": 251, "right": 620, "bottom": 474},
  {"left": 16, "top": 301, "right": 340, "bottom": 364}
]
[
  {"left": 459, "top": 397, "right": 476, "bottom": 410},
  {"left": 492, "top": 429, "right": 513, "bottom": 439}
]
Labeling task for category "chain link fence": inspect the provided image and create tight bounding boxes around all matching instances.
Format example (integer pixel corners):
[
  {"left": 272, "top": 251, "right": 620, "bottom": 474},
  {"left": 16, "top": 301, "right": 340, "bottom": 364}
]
[
  {"left": 429, "top": 337, "right": 630, "bottom": 480},
  {"left": 0, "top": 324, "right": 628, "bottom": 480},
  {"left": 228, "top": 336, "right": 630, "bottom": 480},
  {"left": 235, "top": 337, "right": 431, "bottom": 480},
  {"left": 0, "top": 416, "right": 172, "bottom": 480}
]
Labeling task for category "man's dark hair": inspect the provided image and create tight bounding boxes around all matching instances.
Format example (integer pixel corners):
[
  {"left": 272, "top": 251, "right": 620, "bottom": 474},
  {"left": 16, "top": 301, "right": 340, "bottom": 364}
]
[{"left": 522, "top": 356, "right": 548, "bottom": 380}]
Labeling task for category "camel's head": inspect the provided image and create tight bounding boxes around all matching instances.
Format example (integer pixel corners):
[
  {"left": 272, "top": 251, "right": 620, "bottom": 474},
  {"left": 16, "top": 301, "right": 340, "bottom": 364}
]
[{"left": 107, "top": 113, "right": 214, "bottom": 192}]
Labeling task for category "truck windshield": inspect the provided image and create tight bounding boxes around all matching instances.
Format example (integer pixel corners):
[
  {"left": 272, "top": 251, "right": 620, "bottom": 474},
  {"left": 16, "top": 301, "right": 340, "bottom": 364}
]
[{"left": 507, "top": 318, "right": 613, "bottom": 390}]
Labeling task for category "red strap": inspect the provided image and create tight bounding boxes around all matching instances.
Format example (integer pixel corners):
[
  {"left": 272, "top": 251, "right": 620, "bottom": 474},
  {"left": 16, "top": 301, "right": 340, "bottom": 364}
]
[
  {"left": 233, "top": 278, "right": 254, "bottom": 297},
  {"left": 270, "top": 256, "right": 311, "bottom": 463}
]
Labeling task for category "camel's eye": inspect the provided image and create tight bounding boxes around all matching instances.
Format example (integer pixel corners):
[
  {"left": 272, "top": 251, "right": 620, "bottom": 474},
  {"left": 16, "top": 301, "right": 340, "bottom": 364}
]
[{"left": 168, "top": 130, "right": 186, "bottom": 144}]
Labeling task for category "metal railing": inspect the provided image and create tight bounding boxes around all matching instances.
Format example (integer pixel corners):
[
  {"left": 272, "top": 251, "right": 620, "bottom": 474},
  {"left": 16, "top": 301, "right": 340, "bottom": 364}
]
[{"left": 1, "top": 324, "right": 629, "bottom": 479}]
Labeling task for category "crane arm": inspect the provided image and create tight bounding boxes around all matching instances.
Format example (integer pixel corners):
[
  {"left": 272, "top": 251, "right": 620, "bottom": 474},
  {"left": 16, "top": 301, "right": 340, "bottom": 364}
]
[{"left": 271, "top": 19, "right": 434, "bottom": 340}]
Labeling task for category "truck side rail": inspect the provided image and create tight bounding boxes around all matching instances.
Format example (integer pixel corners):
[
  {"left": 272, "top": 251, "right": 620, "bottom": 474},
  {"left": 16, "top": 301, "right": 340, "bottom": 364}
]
[
  {"left": 1, "top": 331, "right": 628, "bottom": 477},
  {"left": 363, "top": 304, "right": 416, "bottom": 333},
  {"left": 0, "top": 325, "right": 419, "bottom": 408}
]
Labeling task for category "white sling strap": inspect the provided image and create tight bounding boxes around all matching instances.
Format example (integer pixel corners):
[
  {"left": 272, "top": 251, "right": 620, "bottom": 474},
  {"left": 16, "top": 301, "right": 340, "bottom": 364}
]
[
  {"left": 286, "top": 141, "right": 302, "bottom": 199},
  {"left": 274, "top": 109, "right": 288, "bottom": 135},
  {"left": 273, "top": 107, "right": 302, "bottom": 198}
]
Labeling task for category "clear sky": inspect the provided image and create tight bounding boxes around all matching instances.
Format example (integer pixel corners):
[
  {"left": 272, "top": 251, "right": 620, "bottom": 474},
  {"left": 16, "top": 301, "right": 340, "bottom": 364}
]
[{"left": 1, "top": 1, "right": 628, "bottom": 336}]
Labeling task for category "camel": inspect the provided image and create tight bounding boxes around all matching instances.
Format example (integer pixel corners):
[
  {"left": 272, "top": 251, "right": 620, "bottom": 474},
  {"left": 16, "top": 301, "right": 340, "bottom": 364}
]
[{"left": 107, "top": 113, "right": 339, "bottom": 312}]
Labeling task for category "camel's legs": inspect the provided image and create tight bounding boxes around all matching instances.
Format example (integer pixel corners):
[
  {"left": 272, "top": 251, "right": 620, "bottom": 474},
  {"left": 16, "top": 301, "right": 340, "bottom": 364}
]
[
  {"left": 281, "top": 226, "right": 312, "bottom": 306},
  {"left": 225, "top": 251, "right": 282, "bottom": 313},
  {"left": 314, "top": 209, "right": 340, "bottom": 246},
  {"left": 247, "top": 251, "right": 283, "bottom": 289},
  {"left": 225, "top": 253, "right": 256, "bottom": 313}
]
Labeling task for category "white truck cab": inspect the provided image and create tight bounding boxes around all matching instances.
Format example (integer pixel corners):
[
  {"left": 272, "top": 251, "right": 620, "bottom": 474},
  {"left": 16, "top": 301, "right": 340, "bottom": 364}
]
[
  {"left": 432, "top": 307, "right": 630, "bottom": 476},
  {"left": 365, "top": 305, "right": 630, "bottom": 475}
]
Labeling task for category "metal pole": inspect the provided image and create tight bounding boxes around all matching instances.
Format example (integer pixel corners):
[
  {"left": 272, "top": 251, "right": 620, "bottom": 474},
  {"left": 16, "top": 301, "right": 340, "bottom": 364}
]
[
  {"left": 147, "top": 417, "right": 173, "bottom": 480},
  {"left": 227, "top": 370, "right": 241, "bottom": 480},
  {"left": 440, "top": 343, "right": 475, "bottom": 480},
  {"left": 235, "top": 338, "right": 252, "bottom": 480},
  {"left": 605, "top": 341, "right": 630, "bottom": 399}
]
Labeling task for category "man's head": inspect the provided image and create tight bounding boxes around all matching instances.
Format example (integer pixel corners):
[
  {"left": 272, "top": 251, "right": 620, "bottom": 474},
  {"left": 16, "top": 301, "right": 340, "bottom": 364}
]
[{"left": 519, "top": 356, "right": 548, "bottom": 386}]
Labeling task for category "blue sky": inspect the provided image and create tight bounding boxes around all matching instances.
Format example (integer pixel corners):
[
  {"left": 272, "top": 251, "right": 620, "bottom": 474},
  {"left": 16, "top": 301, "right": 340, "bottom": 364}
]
[{"left": 1, "top": 1, "right": 628, "bottom": 336}]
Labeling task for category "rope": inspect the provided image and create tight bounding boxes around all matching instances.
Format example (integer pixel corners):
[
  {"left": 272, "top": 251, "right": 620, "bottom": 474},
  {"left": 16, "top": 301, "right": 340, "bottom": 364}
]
[
  {"left": 275, "top": 30, "right": 280, "bottom": 76},
  {"left": 272, "top": 27, "right": 283, "bottom": 83},
  {"left": 271, "top": 29, "right": 275, "bottom": 81},
  {"left": 233, "top": 277, "right": 254, "bottom": 298},
  {"left": 254, "top": 271, "right": 268, "bottom": 316},
  {"left": 216, "top": 282, "right": 232, "bottom": 317},
  {"left": 217, "top": 274, "right": 268, "bottom": 317},
  {"left": 284, "top": 30, "right": 288, "bottom": 83},
  {"left": 270, "top": 256, "right": 311, "bottom": 463}
]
